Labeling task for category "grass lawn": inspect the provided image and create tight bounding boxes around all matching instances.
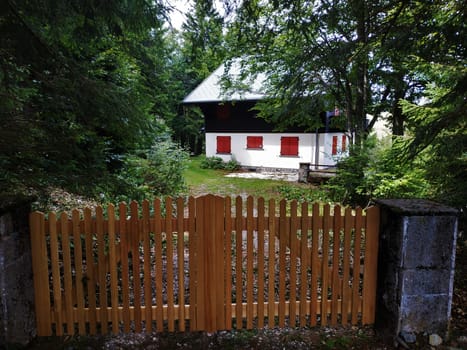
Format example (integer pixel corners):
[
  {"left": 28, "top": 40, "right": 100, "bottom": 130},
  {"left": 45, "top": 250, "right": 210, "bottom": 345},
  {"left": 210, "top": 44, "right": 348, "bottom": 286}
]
[{"left": 183, "top": 156, "right": 309, "bottom": 200}]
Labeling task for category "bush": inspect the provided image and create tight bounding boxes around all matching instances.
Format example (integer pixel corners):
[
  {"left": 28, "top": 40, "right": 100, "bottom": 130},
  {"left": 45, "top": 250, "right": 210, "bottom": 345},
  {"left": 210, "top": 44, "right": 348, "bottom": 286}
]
[
  {"left": 277, "top": 184, "right": 330, "bottom": 203},
  {"left": 325, "top": 135, "right": 431, "bottom": 207},
  {"left": 200, "top": 156, "right": 225, "bottom": 169},
  {"left": 113, "top": 137, "right": 189, "bottom": 202},
  {"left": 200, "top": 156, "right": 240, "bottom": 171}
]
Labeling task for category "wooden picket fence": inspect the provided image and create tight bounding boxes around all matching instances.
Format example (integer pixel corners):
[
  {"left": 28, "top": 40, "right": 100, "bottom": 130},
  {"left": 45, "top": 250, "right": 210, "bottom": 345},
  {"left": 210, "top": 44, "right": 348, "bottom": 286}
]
[{"left": 29, "top": 195, "right": 380, "bottom": 336}]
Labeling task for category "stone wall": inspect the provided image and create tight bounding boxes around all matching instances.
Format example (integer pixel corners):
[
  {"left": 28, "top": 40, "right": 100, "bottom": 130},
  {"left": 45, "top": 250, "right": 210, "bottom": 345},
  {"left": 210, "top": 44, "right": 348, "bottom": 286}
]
[
  {"left": 0, "top": 197, "right": 36, "bottom": 347},
  {"left": 375, "top": 199, "right": 458, "bottom": 345}
]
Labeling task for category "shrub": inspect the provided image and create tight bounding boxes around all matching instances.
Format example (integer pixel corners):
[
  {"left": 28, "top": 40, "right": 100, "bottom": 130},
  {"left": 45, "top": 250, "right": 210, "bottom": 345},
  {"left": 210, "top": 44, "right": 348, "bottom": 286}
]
[
  {"left": 325, "top": 135, "right": 431, "bottom": 207},
  {"left": 277, "top": 184, "right": 330, "bottom": 203},
  {"left": 114, "top": 137, "right": 189, "bottom": 202},
  {"left": 200, "top": 156, "right": 225, "bottom": 169},
  {"left": 200, "top": 156, "right": 240, "bottom": 171}
]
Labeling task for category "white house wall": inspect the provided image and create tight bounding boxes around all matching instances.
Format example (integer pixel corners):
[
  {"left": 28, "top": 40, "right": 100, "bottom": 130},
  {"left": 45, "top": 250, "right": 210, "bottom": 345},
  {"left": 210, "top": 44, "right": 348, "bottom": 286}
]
[{"left": 205, "top": 132, "right": 348, "bottom": 170}]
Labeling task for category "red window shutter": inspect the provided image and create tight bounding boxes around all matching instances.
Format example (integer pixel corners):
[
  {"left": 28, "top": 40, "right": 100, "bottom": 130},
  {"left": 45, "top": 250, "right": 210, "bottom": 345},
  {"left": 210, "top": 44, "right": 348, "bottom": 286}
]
[
  {"left": 247, "top": 136, "right": 263, "bottom": 149},
  {"left": 217, "top": 136, "right": 231, "bottom": 154},
  {"left": 332, "top": 136, "right": 338, "bottom": 155},
  {"left": 342, "top": 135, "right": 347, "bottom": 152},
  {"left": 280, "top": 137, "right": 299, "bottom": 156}
]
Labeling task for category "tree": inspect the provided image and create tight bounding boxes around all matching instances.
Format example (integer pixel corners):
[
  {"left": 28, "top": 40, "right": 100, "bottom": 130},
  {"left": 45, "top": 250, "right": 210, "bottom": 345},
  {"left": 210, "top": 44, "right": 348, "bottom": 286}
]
[
  {"left": 226, "top": 0, "right": 466, "bottom": 214},
  {"left": 225, "top": 0, "right": 429, "bottom": 144},
  {"left": 170, "top": 0, "right": 227, "bottom": 154},
  {"left": 0, "top": 0, "right": 179, "bottom": 200},
  {"left": 398, "top": 0, "right": 466, "bottom": 214},
  {"left": 181, "top": 0, "right": 226, "bottom": 90}
]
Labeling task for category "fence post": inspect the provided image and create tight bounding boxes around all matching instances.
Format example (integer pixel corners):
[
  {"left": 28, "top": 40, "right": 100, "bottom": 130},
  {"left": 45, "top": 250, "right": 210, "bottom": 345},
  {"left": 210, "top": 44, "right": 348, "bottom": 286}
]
[
  {"left": 362, "top": 205, "right": 380, "bottom": 324},
  {"left": 193, "top": 195, "right": 226, "bottom": 332},
  {"left": 0, "top": 196, "right": 37, "bottom": 346},
  {"left": 375, "top": 199, "right": 458, "bottom": 345}
]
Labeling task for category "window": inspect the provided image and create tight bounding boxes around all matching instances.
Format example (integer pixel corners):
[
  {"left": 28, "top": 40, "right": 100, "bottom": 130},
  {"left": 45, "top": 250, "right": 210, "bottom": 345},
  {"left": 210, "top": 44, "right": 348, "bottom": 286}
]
[
  {"left": 341, "top": 135, "right": 347, "bottom": 152},
  {"left": 216, "top": 136, "right": 231, "bottom": 154},
  {"left": 280, "top": 137, "right": 299, "bottom": 156},
  {"left": 247, "top": 136, "right": 263, "bottom": 149},
  {"left": 332, "top": 135, "right": 347, "bottom": 155},
  {"left": 332, "top": 136, "right": 338, "bottom": 155}
]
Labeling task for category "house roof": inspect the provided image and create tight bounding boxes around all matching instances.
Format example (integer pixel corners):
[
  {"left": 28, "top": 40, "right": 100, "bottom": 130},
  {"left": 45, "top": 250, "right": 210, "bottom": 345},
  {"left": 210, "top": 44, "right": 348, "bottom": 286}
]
[{"left": 183, "top": 60, "right": 266, "bottom": 104}]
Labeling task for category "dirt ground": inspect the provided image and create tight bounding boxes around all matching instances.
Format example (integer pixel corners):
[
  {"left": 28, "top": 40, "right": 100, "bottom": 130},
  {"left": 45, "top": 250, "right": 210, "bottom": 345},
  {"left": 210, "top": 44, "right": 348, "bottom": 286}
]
[{"left": 21, "top": 238, "right": 466, "bottom": 350}]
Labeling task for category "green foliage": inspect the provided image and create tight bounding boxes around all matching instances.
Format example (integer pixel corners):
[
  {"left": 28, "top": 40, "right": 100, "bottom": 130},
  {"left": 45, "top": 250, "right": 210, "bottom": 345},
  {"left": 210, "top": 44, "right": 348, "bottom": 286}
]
[
  {"left": 325, "top": 139, "right": 374, "bottom": 206},
  {"left": 0, "top": 0, "right": 192, "bottom": 203},
  {"left": 277, "top": 184, "right": 330, "bottom": 204},
  {"left": 400, "top": 66, "right": 466, "bottom": 217},
  {"left": 326, "top": 136, "right": 431, "bottom": 206},
  {"left": 200, "top": 156, "right": 225, "bottom": 169},
  {"left": 227, "top": 1, "right": 411, "bottom": 143},
  {"left": 114, "top": 137, "right": 189, "bottom": 202},
  {"left": 199, "top": 156, "right": 240, "bottom": 171},
  {"left": 181, "top": 0, "right": 226, "bottom": 89},
  {"left": 224, "top": 160, "right": 241, "bottom": 171},
  {"left": 169, "top": 0, "right": 227, "bottom": 154}
]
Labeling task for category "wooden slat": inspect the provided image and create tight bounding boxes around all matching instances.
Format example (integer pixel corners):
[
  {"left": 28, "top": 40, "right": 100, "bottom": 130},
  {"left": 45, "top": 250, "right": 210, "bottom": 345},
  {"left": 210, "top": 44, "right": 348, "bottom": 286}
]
[
  {"left": 246, "top": 196, "right": 254, "bottom": 329},
  {"left": 154, "top": 199, "right": 164, "bottom": 331},
  {"left": 289, "top": 200, "right": 298, "bottom": 325},
  {"left": 177, "top": 197, "right": 186, "bottom": 331},
  {"left": 142, "top": 200, "right": 152, "bottom": 332},
  {"left": 299, "top": 202, "right": 309, "bottom": 327},
  {"left": 60, "top": 212, "right": 74, "bottom": 333},
  {"left": 83, "top": 208, "right": 97, "bottom": 334},
  {"left": 107, "top": 205, "right": 119, "bottom": 333},
  {"left": 205, "top": 195, "right": 215, "bottom": 331},
  {"left": 256, "top": 197, "right": 265, "bottom": 328},
  {"left": 30, "top": 212, "right": 52, "bottom": 336},
  {"left": 119, "top": 203, "right": 131, "bottom": 332},
  {"left": 195, "top": 196, "right": 206, "bottom": 330},
  {"left": 48, "top": 213, "right": 63, "bottom": 335},
  {"left": 267, "top": 199, "right": 276, "bottom": 327},
  {"left": 278, "top": 199, "right": 287, "bottom": 327},
  {"left": 342, "top": 208, "right": 353, "bottom": 324},
  {"left": 235, "top": 196, "right": 243, "bottom": 329},
  {"left": 330, "top": 205, "right": 341, "bottom": 325},
  {"left": 310, "top": 203, "right": 320, "bottom": 326},
  {"left": 165, "top": 197, "right": 175, "bottom": 331},
  {"left": 187, "top": 197, "right": 196, "bottom": 330},
  {"left": 130, "top": 201, "right": 142, "bottom": 332},
  {"left": 362, "top": 206, "right": 380, "bottom": 324},
  {"left": 351, "top": 207, "right": 363, "bottom": 324},
  {"left": 71, "top": 210, "right": 86, "bottom": 334},
  {"left": 214, "top": 195, "right": 225, "bottom": 330},
  {"left": 321, "top": 204, "right": 331, "bottom": 326},
  {"left": 224, "top": 197, "right": 233, "bottom": 329},
  {"left": 205, "top": 195, "right": 217, "bottom": 331},
  {"left": 96, "top": 206, "right": 108, "bottom": 333}
]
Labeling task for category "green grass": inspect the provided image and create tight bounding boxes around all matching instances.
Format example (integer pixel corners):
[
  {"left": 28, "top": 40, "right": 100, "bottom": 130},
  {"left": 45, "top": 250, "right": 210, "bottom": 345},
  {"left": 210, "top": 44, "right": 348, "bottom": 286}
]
[{"left": 183, "top": 156, "right": 309, "bottom": 200}]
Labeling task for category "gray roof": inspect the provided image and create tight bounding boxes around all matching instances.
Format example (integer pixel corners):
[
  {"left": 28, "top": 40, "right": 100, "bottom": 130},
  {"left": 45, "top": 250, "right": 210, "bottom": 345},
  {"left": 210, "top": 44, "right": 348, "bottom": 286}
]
[{"left": 183, "top": 60, "right": 266, "bottom": 104}]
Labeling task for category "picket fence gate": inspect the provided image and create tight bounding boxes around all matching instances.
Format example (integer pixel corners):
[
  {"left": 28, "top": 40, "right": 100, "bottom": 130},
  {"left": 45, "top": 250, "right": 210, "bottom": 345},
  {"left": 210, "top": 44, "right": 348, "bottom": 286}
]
[{"left": 29, "top": 195, "right": 380, "bottom": 336}]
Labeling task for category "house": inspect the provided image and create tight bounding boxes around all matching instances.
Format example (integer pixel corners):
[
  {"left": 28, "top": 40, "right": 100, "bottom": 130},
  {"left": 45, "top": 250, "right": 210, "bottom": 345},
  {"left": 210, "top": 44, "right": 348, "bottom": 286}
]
[{"left": 182, "top": 61, "right": 349, "bottom": 171}]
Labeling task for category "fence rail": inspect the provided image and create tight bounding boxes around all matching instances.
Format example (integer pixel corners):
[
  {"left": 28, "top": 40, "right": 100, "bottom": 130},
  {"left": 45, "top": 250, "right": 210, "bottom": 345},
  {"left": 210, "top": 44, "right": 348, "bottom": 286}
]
[{"left": 29, "top": 195, "right": 379, "bottom": 336}]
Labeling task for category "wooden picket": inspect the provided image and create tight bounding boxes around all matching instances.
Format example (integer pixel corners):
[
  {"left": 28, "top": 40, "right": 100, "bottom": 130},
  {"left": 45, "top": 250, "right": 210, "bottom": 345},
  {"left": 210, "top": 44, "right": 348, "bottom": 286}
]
[{"left": 29, "top": 195, "right": 379, "bottom": 336}]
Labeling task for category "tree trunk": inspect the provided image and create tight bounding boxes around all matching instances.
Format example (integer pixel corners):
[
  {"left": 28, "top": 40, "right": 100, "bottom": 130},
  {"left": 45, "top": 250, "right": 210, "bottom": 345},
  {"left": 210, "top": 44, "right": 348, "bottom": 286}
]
[
  {"left": 352, "top": 0, "right": 369, "bottom": 147},
  {"left": 392, "top": 87, "right": 405, "bottom": 136}
]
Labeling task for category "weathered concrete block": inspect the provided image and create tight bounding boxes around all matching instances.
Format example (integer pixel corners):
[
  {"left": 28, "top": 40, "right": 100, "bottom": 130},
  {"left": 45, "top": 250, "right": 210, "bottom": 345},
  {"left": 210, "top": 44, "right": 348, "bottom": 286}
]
[
  {"left": 403, "top": 216, "right": 457, "bottom": 269},
  {"left": 400, "top": 294, "right": 451, "bottom": 333},
  {"left": 375, "top": 199, "right": 458, "bottom": 344},
  {"left": 401, "top": 269, "right": 452, "bottom": 295},
  {"left": 0, "top": 197, "right": 36, "bottom": 347}
]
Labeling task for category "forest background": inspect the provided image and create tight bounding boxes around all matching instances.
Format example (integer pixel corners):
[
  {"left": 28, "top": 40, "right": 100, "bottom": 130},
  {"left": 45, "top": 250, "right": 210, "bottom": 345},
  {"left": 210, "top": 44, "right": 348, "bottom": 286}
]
[{"left": 0, "top": 0, "right": 465, "bottom": 226}]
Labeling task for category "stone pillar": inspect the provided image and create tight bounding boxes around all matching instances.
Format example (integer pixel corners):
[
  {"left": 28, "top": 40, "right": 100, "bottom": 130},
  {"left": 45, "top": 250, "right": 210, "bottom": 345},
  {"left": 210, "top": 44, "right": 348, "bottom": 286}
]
[
  {"left": 0, "top": 196, "right": 36, "bottom": 347},
  {"left": 298, "top": 162, "right": 310, "bottom": 183},
  {"left": 375, "top": 199, "right": 458, "bottom": 345}
]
